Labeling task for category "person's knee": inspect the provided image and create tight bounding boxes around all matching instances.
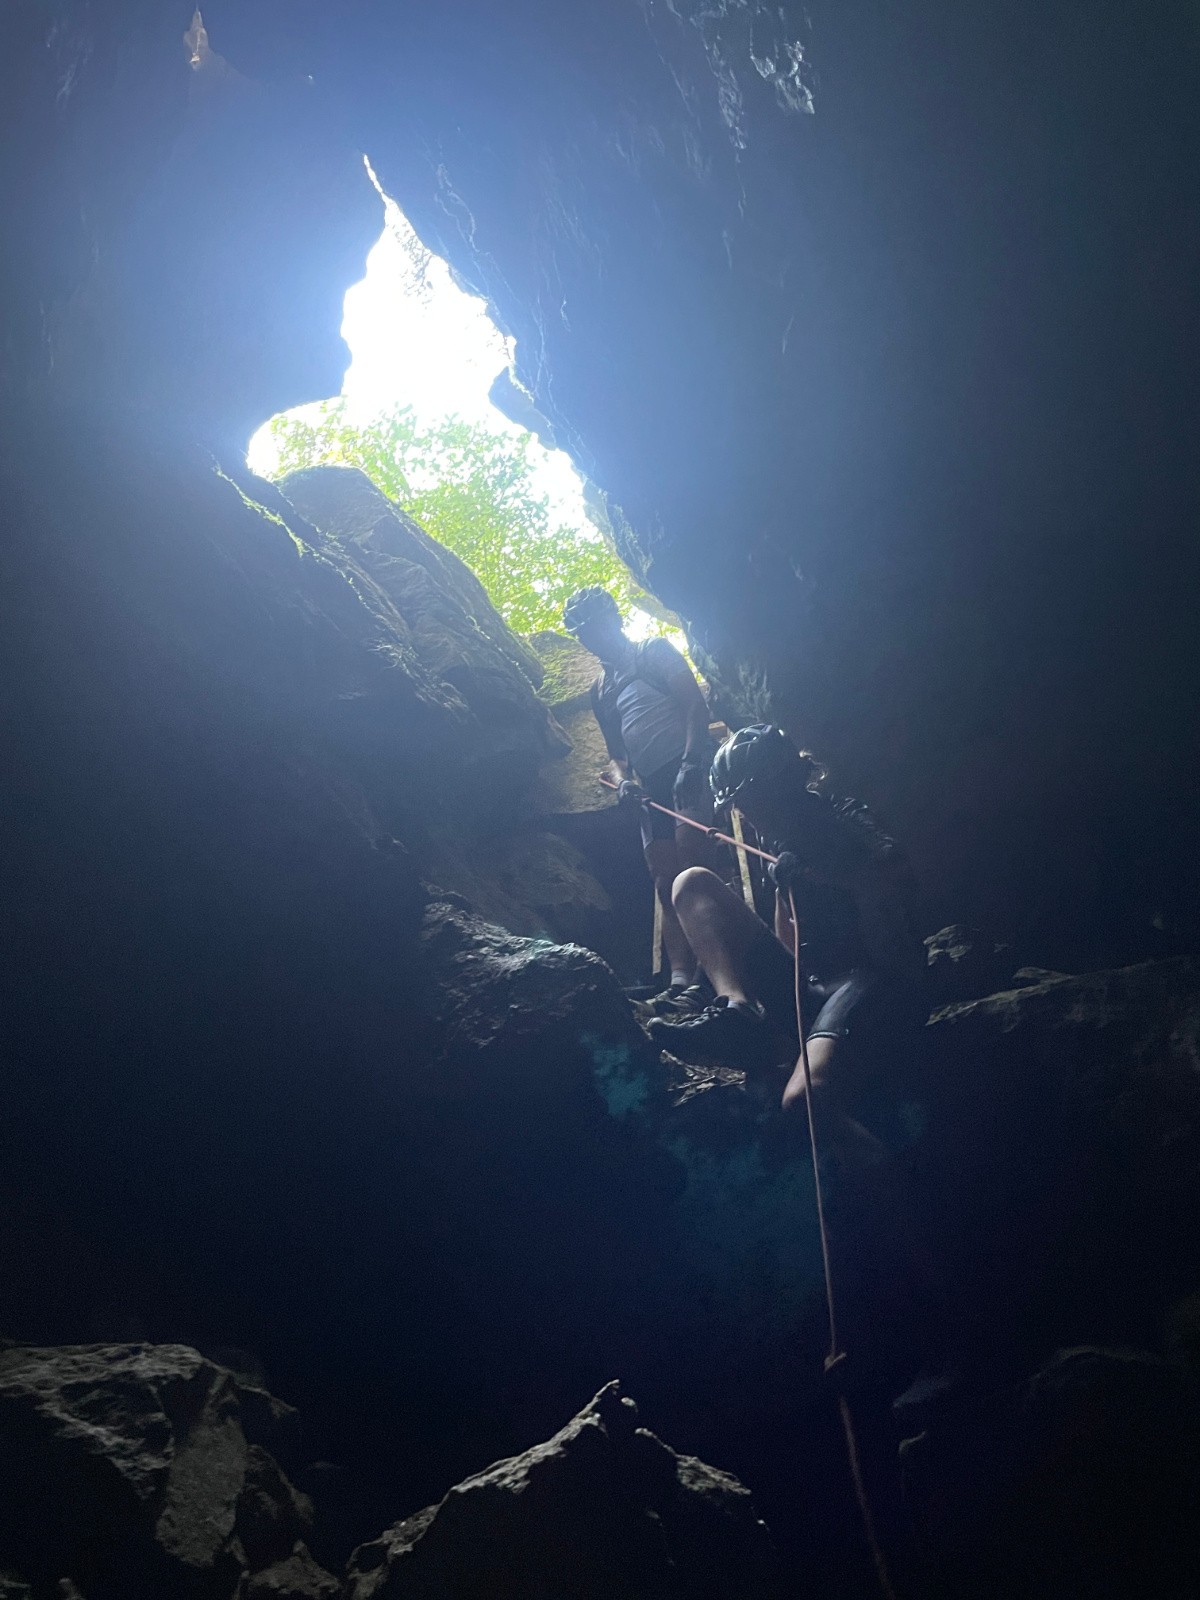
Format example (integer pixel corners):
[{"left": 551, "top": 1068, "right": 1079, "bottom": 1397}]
[
  {"left": 781, "top": 1036, "right": 838, "bottom": 1111},
  {"left": 780, "top": 1075, "right": 806, "bottom": 1114},
  {"left": 671, "top": 865, "right": 722, "bottom": 912}
]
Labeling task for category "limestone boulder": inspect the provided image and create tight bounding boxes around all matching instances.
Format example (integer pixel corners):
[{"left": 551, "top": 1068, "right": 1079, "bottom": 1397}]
[
  {"left": 345, "top": 1381, "right": 780, "bottom": 1600},
  {"left": 276, "top": 466, "right": 568, "bottom": 813},
  {"left": 0, "top": 1343, "right": 336, "bottom": 1600},
  {"left": 408, "top": 899, "right": 834, "bottom": 1479},
  {"left": 916, "top": 957, "right": 1200, "bottom": 1361},
  {"left": 417, "top": 898, "right": 640, "bottom": 1064},
  {"left": 528, "top": 630, "right": 615, "bottom": 816}
]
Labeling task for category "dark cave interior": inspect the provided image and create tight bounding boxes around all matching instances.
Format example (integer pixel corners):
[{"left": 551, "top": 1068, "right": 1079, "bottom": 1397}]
[{"left": 2, "top": 4, "right": 1200, "bottom": 1598}]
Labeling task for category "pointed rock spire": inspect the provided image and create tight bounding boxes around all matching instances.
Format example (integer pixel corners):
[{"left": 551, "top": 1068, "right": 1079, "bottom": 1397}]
[{"left": 183, "top": 9, "right": 209, "bottom": 71}]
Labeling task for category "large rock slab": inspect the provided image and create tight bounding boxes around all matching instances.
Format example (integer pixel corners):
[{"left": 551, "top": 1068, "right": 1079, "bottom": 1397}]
[
  {"left": 346, "top": 1381, "right": 779, "bottom": 1600},
  {"left": 272, "top": 469, "right": 624, "bottom": 940},
  {"left": 278, "top": 464, "right": 545, "bottom": 688},
  {"left": 528, "top": 630, "right": 616, "bottom": 817},
  {"left": 410, "top": 899, "right": 838, "bottom": 1468},
  {"left": 277, "top": 465, "right": 568, "bottom": 812},
  {"left": 0, "top": 1343, "right": 335, "bottom": 1600},
  {"left": 917, "top": 957, "right": 1200, "bottom": 1359}
]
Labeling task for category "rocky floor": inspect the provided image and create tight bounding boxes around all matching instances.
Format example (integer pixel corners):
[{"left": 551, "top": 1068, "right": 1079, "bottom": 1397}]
[
  {"left": 0, "top": 1347, "right": 774, "bottom": 1600},
  {"left": 5, "top": 936, "right": 1200, "bottom": 1598}
]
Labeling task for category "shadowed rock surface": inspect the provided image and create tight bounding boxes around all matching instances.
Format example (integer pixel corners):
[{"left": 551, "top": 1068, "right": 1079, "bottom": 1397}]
[
  {"left": 346, "top": 1381, "right": 780, "bottom": 1600},
  {"left": 275, "top": 465, "right": 559, "bottom": 780},
  {"left": 272, "top": 463, "right": 620, "bottom": 941},
  {"left": 2, "top": 3, "right": 1200, "bottom": 1596},
  {"left": 0, "top": 1343, "right": 335, "bottom": 1600},
  {"left": 900, "top": 1346, "right": 1200, "bottom": 1600},
  {"left": 915, "top": 957, "right": 1200, "bottom": 1365}
]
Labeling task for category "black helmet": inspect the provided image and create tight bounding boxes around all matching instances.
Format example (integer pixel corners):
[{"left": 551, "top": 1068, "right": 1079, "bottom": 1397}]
[
  {"left": 710, "top": 724, "right": 800, "bottom": 809},
  {"left": 562, "top": 586, "right": 621, "bottom": 636}
]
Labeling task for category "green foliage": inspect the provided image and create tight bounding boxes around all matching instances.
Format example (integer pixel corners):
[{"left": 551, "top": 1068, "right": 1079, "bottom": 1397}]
[{"left": 267, "top": 398, "right": 645, "bottom": 636}]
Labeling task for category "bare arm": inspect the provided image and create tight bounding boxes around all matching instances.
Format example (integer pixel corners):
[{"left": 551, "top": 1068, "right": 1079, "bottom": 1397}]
[{"left": 590, "top": 677, "right": 632, "bottom": 787}]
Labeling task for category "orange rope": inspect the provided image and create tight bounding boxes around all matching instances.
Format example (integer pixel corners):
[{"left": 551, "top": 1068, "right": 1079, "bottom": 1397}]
[
  {"left": 601, "top": 771, "right": 899, "bottom": 1599},
  {"left": 788, "top": 885, "right": 840, "bottom": 1361},
  {"left": 597, "top": 775, "right": 780, "bottom": 862}
]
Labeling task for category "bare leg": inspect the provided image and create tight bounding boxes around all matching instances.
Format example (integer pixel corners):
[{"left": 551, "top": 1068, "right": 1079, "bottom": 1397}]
[
  {"left": 781, "top": 1033, "right": 893, "bottom": 1185},
  {"left": 670, "top": 867, "right": 776, "bottom": 1006},
  {"left": 780, "top": 1035, "right": 838, "bottom": 1110},
  {"left": 644, "top": 838, "right": 696, "bottom": 984},
  {"left": 674, "top": 816, "right": 711, "bottom": 873}
]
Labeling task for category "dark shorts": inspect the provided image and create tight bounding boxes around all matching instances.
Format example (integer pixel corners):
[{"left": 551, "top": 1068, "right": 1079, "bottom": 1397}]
[
  {"left": 746, "top": 925, "right": 891, "bottom": 1048},
  {"left": 637, "top": 758, "right": 714, "bottom": 852}
]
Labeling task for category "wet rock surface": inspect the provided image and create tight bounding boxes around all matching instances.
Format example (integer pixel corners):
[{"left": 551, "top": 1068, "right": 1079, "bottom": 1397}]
[{"left": 346, "top": 1381, "right": 779, "bottom": 1600}]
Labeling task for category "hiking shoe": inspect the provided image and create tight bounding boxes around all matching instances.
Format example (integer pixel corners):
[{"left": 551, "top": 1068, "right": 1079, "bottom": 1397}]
[
  {"left": 646, "top": 980, "right": 714, "bottom": 1017},
  {"left": 647, "top": 996, "right": 778, "bottom": 1071},
  {"left": 623, "top": 978, "right": 684, "bottom": 1002}
]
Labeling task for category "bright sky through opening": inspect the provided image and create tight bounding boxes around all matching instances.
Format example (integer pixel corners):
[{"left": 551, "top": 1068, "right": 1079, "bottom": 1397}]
[
  {"left": 247, "top": 179, "right": 672, "bottom": 643},
  {"left": 247, "top": 193, "right": 586, "bottom": 521}
]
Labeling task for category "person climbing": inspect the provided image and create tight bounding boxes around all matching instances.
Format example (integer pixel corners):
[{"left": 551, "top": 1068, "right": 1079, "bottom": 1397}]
[
  {"left": 646, "top": 725, "right": 925, "bottom": 1129},
  {"left": 648, "top": 725, "right": 953, "bottom": 1444},
  {"left": 562, "top": 586, "right": 714, "bottom": 1002}
]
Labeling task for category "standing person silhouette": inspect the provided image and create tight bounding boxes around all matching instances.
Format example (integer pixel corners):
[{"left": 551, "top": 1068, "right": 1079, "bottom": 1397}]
[{"left": 563, "top": 587, "right": 714, "bottom": 1003}]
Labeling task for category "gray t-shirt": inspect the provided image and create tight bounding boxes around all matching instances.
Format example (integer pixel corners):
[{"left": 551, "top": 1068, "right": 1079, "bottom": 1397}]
[{"left": 591, "top": 639, "right": 690, "bottom": 778}]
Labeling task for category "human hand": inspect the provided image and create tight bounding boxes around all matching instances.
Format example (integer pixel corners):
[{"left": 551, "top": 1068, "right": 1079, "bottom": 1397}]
[
  {"left": 617, "top": 778, "right": 646, "bottom": 807},
  {"left": 768, "top": 851, "right": 803, "bottom": 896}
]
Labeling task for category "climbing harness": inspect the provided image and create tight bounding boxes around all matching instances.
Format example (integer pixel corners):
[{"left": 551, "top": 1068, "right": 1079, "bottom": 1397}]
[{"left": 602, "top": 775, "right": 900, "bottom": 1600}]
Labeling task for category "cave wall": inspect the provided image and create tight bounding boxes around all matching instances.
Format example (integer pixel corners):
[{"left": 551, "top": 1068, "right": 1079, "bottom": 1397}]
[
  {"left": 3, "top": 2, "right": 1200, "bottom": 1584},
  {"left": 208, "top": 0, "right": 1199, "bottom": 966},
  {"left": 6, "top": 1, "right": 1199, "bottom": 962}
]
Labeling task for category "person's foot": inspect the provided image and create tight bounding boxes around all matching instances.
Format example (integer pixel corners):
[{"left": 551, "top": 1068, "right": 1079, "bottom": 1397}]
[
  {"left": 648, "top": 996, "right": 780, "bottom": 1071},
  {"left": 646, "top": 979, "right": 714, "bottom": 1017},
  {"left": 624, "top": 977, "right": 693, "bottom": 1003}
]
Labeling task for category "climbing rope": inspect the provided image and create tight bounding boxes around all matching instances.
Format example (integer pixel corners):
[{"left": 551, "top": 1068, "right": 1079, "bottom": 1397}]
[
  {"left": 598, "top": 774, "right": 779, "bottom": 861},
  {"left": 601, "top": 775, "right": 900, "bottom": 1600}
]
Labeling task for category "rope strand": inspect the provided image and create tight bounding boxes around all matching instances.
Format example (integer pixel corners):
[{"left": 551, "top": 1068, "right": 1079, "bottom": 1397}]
[
  {"left": 788, "top": 886, "right": 839, "bottom": 1361},
  {"left": 600, "top": 771, "right": 899, "bottom": 1599},
  {"left": 597, "top": 776, "right": 780, "bottom": 862}
]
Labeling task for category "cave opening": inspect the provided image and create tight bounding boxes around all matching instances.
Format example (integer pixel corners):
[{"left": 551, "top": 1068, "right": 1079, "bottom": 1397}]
[
  {"left": 236, "top": 162, "right": 697, "bottom": 990},
  {"left": 246, "top": 163, "right": 675, "bottom": 648}
]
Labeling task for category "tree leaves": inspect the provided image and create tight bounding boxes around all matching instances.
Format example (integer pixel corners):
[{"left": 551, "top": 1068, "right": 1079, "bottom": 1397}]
[{"left": 268, "top": 399, "right": 643, "bottom": 636}]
